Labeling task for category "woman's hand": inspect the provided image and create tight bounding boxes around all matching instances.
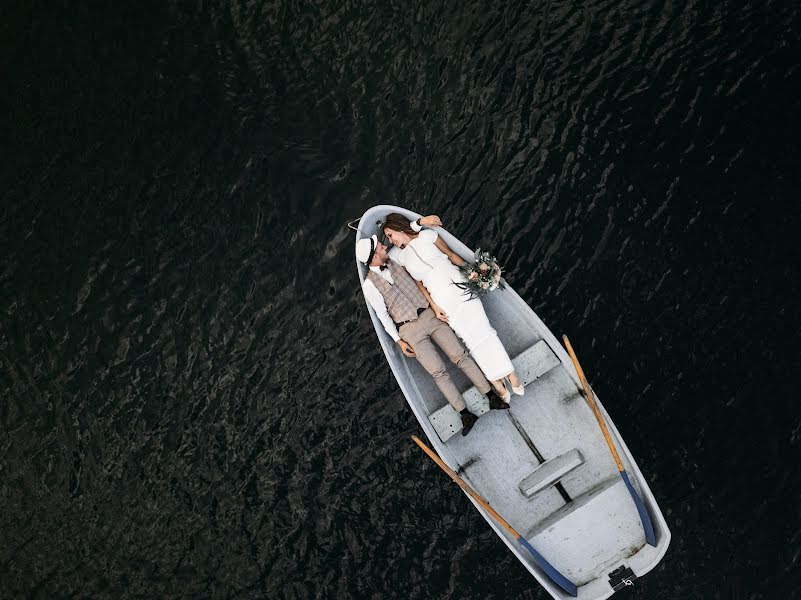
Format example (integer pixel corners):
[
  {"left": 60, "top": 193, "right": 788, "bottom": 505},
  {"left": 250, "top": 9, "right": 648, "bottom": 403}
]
[{"left": 432, "top": 304, "right": 449, "bottom": 322}]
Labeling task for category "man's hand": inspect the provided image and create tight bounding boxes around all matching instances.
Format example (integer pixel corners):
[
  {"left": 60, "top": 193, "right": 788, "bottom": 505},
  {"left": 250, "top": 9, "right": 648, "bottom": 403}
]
[
  {"left": 420, "top": 215, "right": 442, "bottom": 228},
  {"left": 397, "top": 340, "right": 416, "bottom": 357},
  {"left": 432, "top": 304, "right": 449, "bottom": 322}
]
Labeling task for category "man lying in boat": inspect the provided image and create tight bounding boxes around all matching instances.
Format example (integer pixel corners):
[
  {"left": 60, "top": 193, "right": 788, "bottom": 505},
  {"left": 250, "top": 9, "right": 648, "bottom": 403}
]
[{"left": 357, "top": 219, "right": 509, "bottom": 436}]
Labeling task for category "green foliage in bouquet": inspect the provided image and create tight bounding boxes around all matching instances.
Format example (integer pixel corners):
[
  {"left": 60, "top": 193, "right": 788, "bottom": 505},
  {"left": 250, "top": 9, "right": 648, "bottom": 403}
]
[{"left": 454, "top": 249, "right": 506, "bottom": 299}]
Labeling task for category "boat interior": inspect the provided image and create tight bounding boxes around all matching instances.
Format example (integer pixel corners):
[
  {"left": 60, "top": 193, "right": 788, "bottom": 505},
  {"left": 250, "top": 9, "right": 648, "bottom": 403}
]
[
  {"left": 355, "top": 207, "right": 668, "bottom": 596},
  {"left": 402, "top": 287, "right": 648, "bottom": 586}
]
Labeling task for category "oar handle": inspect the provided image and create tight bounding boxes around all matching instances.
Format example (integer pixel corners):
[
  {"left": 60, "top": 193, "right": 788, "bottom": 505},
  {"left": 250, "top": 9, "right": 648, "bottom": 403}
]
[
  {"left": 562, "top": 335, "right": 625, "bottom": 473},
  {"left": 410, "top": 435, "right": 520, "bottom": 538}
]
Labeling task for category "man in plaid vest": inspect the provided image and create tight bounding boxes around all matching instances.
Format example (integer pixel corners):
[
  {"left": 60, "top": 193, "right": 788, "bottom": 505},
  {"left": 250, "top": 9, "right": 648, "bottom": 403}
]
[{"left": 357, "top": 224, "right": 508, "bottom": 436}]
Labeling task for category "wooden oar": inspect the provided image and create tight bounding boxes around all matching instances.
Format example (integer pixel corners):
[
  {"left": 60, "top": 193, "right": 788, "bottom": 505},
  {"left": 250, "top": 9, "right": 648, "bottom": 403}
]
[
  {"left": 561, "top": 335, "right": 657, "bottom": 547},
  {"left": 410, "top": 435, "right": 578, "bottom": 597}
]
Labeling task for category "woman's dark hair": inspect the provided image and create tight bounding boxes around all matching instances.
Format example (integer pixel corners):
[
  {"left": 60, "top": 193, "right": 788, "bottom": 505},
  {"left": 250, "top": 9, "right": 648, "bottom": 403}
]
[{"left": 383, "top": 213, "right": 416, "bottom": 235}]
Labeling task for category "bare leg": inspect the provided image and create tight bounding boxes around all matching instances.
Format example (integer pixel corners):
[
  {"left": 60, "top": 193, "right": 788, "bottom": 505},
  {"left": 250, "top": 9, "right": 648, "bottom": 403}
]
[
  {"left": 507, "top": 370, "right": 525, "bottom": 395},
  {"left": 491, "top": 379, "right": 509, "bottom": 397}
]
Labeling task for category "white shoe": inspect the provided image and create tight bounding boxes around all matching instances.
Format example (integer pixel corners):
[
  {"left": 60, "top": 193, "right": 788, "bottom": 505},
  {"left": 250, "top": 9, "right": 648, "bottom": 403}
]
[
  {"left": 512, "top": 384, "right": 525, "bottom": 396},
  {"left": 497, "top": 388, "right": 511, "bottom": 403}
]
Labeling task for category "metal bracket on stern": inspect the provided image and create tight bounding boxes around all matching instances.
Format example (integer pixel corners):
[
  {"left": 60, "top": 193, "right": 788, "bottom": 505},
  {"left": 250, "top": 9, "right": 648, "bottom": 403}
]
[{"left": 608, "top": 565, "right": 637, "bottom": 591}]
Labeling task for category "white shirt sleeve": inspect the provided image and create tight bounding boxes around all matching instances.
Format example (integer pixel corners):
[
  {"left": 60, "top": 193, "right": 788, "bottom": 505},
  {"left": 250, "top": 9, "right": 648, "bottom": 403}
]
[
  {"left": 362, "top": 280, "right": 401, "bottom": 342},
  {"left": 410, "top": 218, "right": 423, "bottom": 232},
  {"left": 418, "top": 229, "right": 438, "bottom": 243}
]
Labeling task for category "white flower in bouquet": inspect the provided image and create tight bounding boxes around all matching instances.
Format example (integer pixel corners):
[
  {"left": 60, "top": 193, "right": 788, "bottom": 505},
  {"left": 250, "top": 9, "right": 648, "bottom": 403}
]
[{"left": 480, "top": 281, "right": 490, "bottom": 289}]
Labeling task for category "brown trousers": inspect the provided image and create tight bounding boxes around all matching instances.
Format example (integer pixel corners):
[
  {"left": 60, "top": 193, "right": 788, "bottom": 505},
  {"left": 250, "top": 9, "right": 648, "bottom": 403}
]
[{"left": 399, "top": 308, "right": 491, "bottom": 411}]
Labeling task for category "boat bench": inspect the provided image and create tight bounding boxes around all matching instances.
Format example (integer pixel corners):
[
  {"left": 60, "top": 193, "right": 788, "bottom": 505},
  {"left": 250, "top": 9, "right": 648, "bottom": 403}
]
[
  {"left": 518, "top": 449, "right": 584, "bottom": 498},
  {"left": 428, "top": 340, "right": 560, "bottom": 442},
  {"left": 523, "top": 476, "right": 647, "bottom": 584}
]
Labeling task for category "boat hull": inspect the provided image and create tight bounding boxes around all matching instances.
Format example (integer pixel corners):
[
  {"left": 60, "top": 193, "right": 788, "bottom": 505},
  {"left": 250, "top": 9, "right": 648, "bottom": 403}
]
[{"left": 355, "top": 205, "right": 670, "bottom": 599}]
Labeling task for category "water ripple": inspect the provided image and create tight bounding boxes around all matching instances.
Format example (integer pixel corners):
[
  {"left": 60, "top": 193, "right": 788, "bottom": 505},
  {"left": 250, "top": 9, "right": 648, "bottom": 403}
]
[{"left": 3, "top": 0, "right": 801, "bottom": 597}]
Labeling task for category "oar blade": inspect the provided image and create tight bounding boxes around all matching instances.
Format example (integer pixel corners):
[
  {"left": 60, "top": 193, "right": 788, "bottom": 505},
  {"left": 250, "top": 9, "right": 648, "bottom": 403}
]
[
  {"left": 517, "top": 536, "right": 578, "bottom": 597},
  {"left": 621, "top": 470, "right": 657, "bottom": 547}
]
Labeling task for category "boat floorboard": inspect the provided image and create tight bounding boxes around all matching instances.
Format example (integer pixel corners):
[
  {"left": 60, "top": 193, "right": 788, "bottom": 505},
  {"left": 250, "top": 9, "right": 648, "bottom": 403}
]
[
  {"left": 509, "top": 366, "right": 622, "bottom": 499},
  {"left": 444, "top": 411, "right": 567, "bottom": 535}
]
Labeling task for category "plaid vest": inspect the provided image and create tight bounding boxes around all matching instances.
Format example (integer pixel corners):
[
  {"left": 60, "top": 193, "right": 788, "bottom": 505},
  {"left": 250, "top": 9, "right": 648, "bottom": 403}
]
[{"left": 367, "top": 259, "right": 429, "bottom": 323}]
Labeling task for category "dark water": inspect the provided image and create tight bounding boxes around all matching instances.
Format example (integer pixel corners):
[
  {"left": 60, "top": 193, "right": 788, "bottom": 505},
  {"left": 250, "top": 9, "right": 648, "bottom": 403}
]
[{"left": 3, "top": 1, "right": 801, "bottom": 598}]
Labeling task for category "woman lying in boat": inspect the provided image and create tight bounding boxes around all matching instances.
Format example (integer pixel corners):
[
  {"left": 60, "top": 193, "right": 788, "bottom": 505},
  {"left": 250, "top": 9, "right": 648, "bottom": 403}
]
[{"left": 382, "top": 213, "right": 524, "bottom": 401}]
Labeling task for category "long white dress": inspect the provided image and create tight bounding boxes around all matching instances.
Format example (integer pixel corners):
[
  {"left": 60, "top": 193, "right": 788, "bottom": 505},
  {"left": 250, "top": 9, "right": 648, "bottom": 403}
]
[{"left": 390, "top": 229, "right": 514, "bottom": 381}]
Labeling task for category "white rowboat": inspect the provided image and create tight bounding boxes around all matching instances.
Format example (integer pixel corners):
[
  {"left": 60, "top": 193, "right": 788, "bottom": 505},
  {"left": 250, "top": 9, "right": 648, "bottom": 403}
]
[{"left": 354, "top": 205, "right": 670, "bottom": 599}]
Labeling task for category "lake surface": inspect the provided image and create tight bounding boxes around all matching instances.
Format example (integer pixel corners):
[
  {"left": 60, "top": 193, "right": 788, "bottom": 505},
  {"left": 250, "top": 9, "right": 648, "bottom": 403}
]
[{"left": 2, "top": 0, "right": 800, "bottom": 598}]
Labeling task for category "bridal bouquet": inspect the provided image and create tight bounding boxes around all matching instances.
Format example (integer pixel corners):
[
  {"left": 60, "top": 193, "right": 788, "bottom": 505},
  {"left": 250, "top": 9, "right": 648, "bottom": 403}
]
[{"left": 454, "top": 249, "right": 506, "bottom": 299}]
